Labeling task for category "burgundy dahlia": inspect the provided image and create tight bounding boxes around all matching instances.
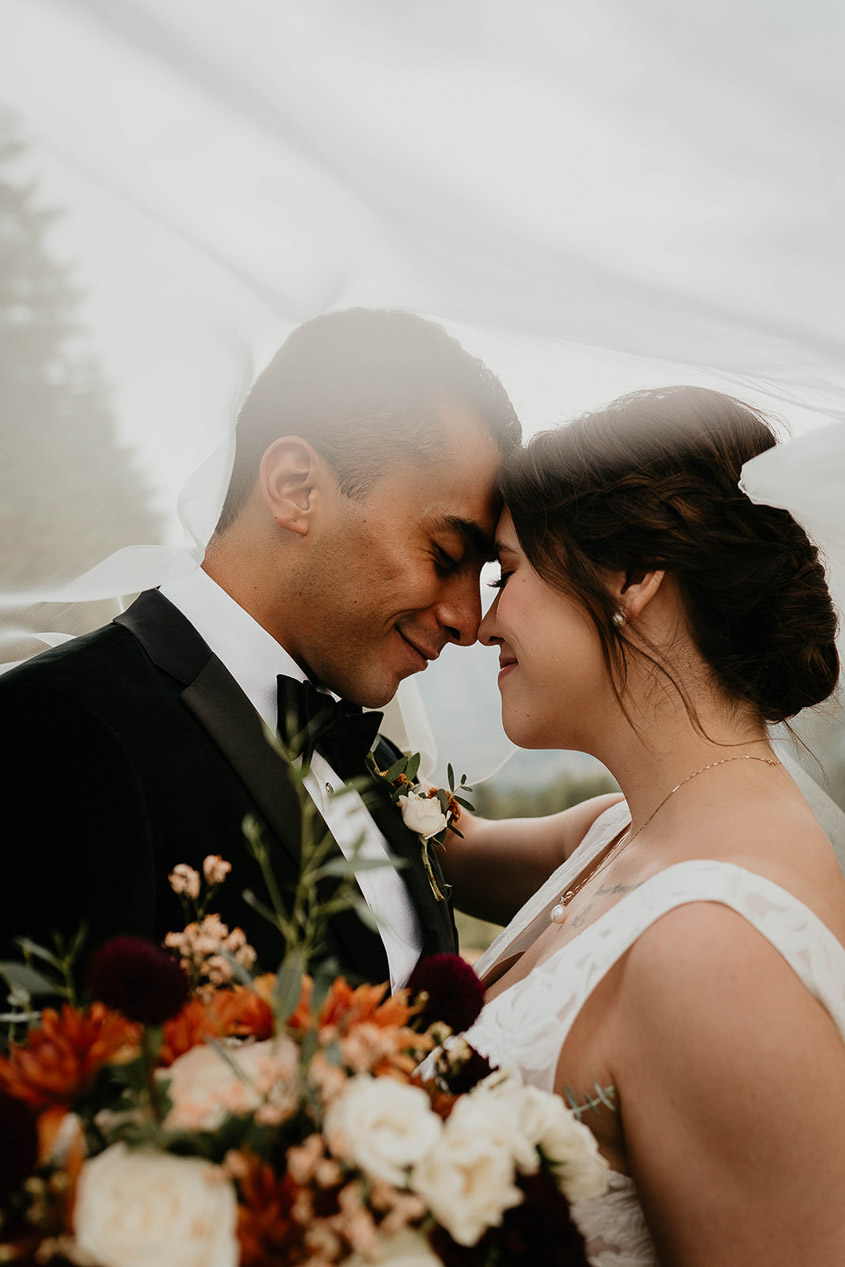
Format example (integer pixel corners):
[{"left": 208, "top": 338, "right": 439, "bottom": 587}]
[
  {"left": 406, "top": 952, "right": 485, "bottom": 1033},
  {"left": 429, "top": 1172, "right": 589, "bottom": 1267},
  {"left": 442, "top": 1043, "right": 495, "bottom": 1094},
  {"left": 0, "top": 1092, "right": 38, "bottom": 1199},
  {"left": 87, "top": 936, "right": 189, "bottom": 1025}
]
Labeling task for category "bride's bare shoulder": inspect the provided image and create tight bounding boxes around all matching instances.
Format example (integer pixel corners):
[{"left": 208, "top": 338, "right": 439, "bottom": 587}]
[{"left": 674, "top": 783, "right": 845, "bottom": 934}]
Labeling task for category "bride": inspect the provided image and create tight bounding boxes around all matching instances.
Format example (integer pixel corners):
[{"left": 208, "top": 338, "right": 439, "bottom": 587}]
[{"left": 443, "top": 386, "right": 845, "bottom": 1265}]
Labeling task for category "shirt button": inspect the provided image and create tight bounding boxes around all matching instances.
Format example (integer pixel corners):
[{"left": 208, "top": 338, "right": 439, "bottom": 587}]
[{"left": 326, "top": 782, "right": 334, "bottom": 797}]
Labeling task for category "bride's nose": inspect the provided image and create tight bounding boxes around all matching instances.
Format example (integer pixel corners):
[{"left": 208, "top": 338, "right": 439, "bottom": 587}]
[{"left": 479, "top": 596, "right": 501, "bottom": 646}]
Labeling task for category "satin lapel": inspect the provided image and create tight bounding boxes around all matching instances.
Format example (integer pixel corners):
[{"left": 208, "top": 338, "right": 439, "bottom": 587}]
[
  {"left": 181, "top": 657, "right": 307, "bottom": 869},
  {"left": 115, "top": 591, "right": 390, "bottom": 981},
  {"left": 116, "top": 591, "right": 302, "bottom": 869},
  {"left": 186, "top": 662, "right": 389, "bottom": 979}
]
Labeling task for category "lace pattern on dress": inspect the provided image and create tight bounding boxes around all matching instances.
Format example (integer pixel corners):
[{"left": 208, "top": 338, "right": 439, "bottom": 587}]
[{"left": 464, "top": 806, "right": 845, "bottom": 1267}]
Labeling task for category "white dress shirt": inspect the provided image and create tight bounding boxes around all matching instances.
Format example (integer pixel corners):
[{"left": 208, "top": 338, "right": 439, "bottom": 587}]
[{"left": 159, "top": 568, "right": 423, "bottom": 988}]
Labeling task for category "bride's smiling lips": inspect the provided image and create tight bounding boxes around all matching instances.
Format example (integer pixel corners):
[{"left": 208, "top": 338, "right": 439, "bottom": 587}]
[{"left": 498, "top": 654, "right": 518, "bottom": 682}]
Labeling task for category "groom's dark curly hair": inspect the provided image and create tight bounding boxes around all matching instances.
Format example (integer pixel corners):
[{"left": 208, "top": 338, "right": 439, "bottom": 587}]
[
  {"left": 501, "top": 385, "right": 839, "bottom": 727},
  {"left": 216, "top": 307, "right": 521, "bottom": 532}
]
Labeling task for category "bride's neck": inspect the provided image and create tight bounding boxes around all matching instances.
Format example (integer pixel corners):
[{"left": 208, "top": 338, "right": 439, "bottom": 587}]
[{"left": 595, "top": 681, "right": 773, "bottom": 831}]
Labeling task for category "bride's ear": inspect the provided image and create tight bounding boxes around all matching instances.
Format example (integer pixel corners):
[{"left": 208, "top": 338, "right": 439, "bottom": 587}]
[{"left": 611, "top": 568, "right": 666, "bottom": 621}]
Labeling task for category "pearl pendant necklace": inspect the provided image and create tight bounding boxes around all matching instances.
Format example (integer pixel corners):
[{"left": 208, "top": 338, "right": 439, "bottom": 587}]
[{"left": 550, "top": 754, "right": 779, "bottom": 926}]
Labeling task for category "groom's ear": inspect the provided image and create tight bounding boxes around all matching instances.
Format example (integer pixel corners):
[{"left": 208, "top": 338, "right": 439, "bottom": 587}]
[
  {"left": 609, "top": 567, "right": 666, "bottom": 620},
  {"left": 260, "top": 437, "right": 335, "bottom": 537}
]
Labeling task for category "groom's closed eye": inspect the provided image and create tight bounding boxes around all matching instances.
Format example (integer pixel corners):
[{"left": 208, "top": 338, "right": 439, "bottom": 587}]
[{"left": 432, "top": 546, "right": 462, "bottom": 576}]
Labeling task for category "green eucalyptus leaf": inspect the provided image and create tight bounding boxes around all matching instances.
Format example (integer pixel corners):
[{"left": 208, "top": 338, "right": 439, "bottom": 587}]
[
  {"left": 447, "top": 762, "right": 455, "bottom": 790},
  {"left": 314, "top": 855, "right": 408, "bottom": 881},
  {"left": 311, "top": 957, "right": 342, "bottom": 1016},
  {"left": 14, "top": 938, "right": 62, "bottom": 971},
  {"left": 454, "top": 796, "right": 475, "bottom": 811},
  {"left": 273, "top": 950, "right": 307, "bottom": 1024},
  {"left": 384, "top": 757, "right": 408, "bottom": 784},
  {"left": 405, "top": 752, "right": 421, "bottom": 782},
  {"left": 220, "top": 949, "right": 256, "bottom": 988},
  {"left": 350, "top": 899, "right": 382, "bottom": 932},
  {"left": 241, "top": 890, "right": 280, "bottom": 926},
  {"left": 1, "top": 961, "right": 59, "bottom": 996},
  {"left": 67, "top": 922, "right": 90, "bottom": 961}
]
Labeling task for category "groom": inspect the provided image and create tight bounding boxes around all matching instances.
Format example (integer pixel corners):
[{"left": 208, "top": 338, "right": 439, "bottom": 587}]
[{"left": 0, "top": 309, "right": 520, "bottom": 986}]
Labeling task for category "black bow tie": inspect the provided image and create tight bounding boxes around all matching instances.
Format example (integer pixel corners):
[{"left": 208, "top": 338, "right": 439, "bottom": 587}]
[{"left": 276, "top": 674, "right": 384, "bottom": 779}]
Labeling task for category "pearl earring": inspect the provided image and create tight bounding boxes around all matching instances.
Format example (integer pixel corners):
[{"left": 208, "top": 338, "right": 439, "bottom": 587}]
[{"left": 612, "top": 608, "right": 627, "bottom": 627}]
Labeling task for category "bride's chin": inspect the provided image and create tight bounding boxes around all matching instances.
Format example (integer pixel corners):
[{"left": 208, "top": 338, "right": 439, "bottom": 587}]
[{"left": 501, "top": 712, "right": 554, "bottom": 750}]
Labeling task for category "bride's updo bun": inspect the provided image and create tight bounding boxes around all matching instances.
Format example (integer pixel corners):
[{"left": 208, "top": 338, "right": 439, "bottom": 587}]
[{"left": 501, "top": 386, "right": 839, "bottom": 723}]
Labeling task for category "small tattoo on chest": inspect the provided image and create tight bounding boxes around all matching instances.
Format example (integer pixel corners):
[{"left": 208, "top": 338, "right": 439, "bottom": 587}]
[{"left": 569, "top": 905, "right": 592, "bottom": 929}]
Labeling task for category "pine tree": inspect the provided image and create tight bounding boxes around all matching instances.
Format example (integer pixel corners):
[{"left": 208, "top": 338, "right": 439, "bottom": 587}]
[{"left": 0, "top": 115, "right": 160, "bottom": 641}]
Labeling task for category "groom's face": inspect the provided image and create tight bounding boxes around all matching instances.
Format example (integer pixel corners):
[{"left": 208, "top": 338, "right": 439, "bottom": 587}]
[{"left": 290, "top": 400, "right": 503, "bottom": 707}]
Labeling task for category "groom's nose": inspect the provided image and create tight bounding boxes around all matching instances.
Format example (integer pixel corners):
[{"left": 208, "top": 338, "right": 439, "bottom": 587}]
[{"left": 432, "top": 572, "right": 483, "bottom": 646}]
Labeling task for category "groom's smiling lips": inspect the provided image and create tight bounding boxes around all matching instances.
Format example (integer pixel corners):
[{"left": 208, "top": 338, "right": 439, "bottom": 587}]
[{"left": 396, "top": 628, "right": 442, "bottom": 669}]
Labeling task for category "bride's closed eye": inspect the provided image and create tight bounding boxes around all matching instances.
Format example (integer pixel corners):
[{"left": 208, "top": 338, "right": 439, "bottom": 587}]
[{"left": 488, "top": 571, "right": 513, "bottom": 590}]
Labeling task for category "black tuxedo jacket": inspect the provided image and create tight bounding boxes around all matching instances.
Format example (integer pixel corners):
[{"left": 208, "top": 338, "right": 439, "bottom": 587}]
[{"left": 0, "top": 589, "right": 457, "bottom": 981}]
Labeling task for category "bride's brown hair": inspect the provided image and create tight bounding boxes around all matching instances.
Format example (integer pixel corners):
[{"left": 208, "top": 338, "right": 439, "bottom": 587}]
[{"left": 501, "top": 386, "right": 839, "bottom": 724}]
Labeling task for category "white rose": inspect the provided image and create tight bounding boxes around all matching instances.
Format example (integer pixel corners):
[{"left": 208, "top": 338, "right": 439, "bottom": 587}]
[
  {"left": 411, "top": 1126, "right": 522, "bottom": 1247},
  {"left": 483, "top": 1080, "right": 609, "bottom": 1203},
  {"left": 74, "top": 1144, "right": 237, "bottom": 1267},
  {"left": 346, "top": 1229, "right": 441, "bottom": 1266},
  {"left": 398, "top": 789, "right": 449, "bottom": 839},
  {"left": 163, "top": 1037, "right": 299, "bottom": 1132},
  {"left": 324, "top": 1075, "right": 442, "bottom": 1186},
  {"left": 446, "top": 1085, "right": 538, "bottom": 1172}
]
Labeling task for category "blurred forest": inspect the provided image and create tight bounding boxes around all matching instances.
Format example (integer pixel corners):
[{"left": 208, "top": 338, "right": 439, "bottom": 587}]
[{"left": 0, "top": 115, "right": 160, "bottom": 658}]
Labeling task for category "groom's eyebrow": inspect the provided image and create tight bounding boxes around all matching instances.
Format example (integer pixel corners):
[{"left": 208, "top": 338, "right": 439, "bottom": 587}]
[{"left": 439, "top": 515, "right": 496, "bottom": 562}]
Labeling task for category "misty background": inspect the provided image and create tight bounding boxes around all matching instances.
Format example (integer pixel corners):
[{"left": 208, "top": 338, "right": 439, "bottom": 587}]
[{"left": 2, "top": 3, "right": 845, "bottom": 955}]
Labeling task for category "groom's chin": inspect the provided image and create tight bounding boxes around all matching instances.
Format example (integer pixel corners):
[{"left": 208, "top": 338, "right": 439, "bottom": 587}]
[{"left": 337, "top": 671, "right": 402, "bottom": 711}]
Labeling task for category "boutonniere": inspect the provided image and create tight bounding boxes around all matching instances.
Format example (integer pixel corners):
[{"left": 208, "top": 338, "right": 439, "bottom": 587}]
[{"left": 368, "top": 753, "right": 474, "bottom": 901}]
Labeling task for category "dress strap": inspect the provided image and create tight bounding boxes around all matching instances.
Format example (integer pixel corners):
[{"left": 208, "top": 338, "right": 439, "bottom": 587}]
[{"left": 464, "top": 859, "right": 845, "bottom": 1089}]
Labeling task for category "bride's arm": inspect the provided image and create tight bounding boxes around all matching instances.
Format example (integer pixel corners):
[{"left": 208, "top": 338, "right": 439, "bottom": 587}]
[
  {"left": 613, "top": 903, "right": 845, "bottom": 1265},
  {"left": 440, "top": 792, "right": 623, "bottom": 925}
]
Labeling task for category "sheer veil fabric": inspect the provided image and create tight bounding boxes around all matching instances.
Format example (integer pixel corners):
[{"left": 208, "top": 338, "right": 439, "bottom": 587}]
[{"left": 1, "top": 0, "right": 845, "bottom": 782}]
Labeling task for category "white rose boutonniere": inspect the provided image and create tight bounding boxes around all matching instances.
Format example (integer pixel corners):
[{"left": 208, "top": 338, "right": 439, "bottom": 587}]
[
  {"left": 397, "top": 787, "right": 450, "bottom": 839},
  {"left": 369, "top": 755, "right": 473, "bottom": 900}
]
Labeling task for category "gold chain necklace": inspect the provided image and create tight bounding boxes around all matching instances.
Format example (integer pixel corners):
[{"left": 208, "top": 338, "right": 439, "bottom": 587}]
[{"left": 550, "top": 754, "right": 780, "bottom": 926}]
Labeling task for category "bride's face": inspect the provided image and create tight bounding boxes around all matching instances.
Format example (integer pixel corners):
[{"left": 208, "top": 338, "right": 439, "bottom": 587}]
[{"left": 479, "top": 511, "right": 612, "bottom": 750}]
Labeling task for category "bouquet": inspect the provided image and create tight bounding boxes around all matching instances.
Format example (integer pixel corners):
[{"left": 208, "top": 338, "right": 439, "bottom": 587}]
[{"left": 0, "top": 845, "right": 609, "bottom": 1266}]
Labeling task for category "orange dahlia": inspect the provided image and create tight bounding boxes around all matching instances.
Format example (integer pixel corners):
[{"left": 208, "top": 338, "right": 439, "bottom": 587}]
[
  {"left": 212, "top": 983, "right": 275, "bottom": 1040},
  {"left": 0, "top": 1003, "right": 140, "bottom": 1112},
  {"left": 158, "top": 984, "right": 276, "bottom": 1068},
  {"left": 233, "top": 1153, "right": 307, "bottom": 1266},
  {"left": 317, "top": 978, "right": 419, "bottom": 1033},
  {"left": 158, "top": 997, "right": 221, "bottom": 1067}
]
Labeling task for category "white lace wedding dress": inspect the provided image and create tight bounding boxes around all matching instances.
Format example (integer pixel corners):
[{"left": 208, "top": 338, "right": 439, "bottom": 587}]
[{"left": 465, "top": 802, "right": 845, "bottom": 1266}]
